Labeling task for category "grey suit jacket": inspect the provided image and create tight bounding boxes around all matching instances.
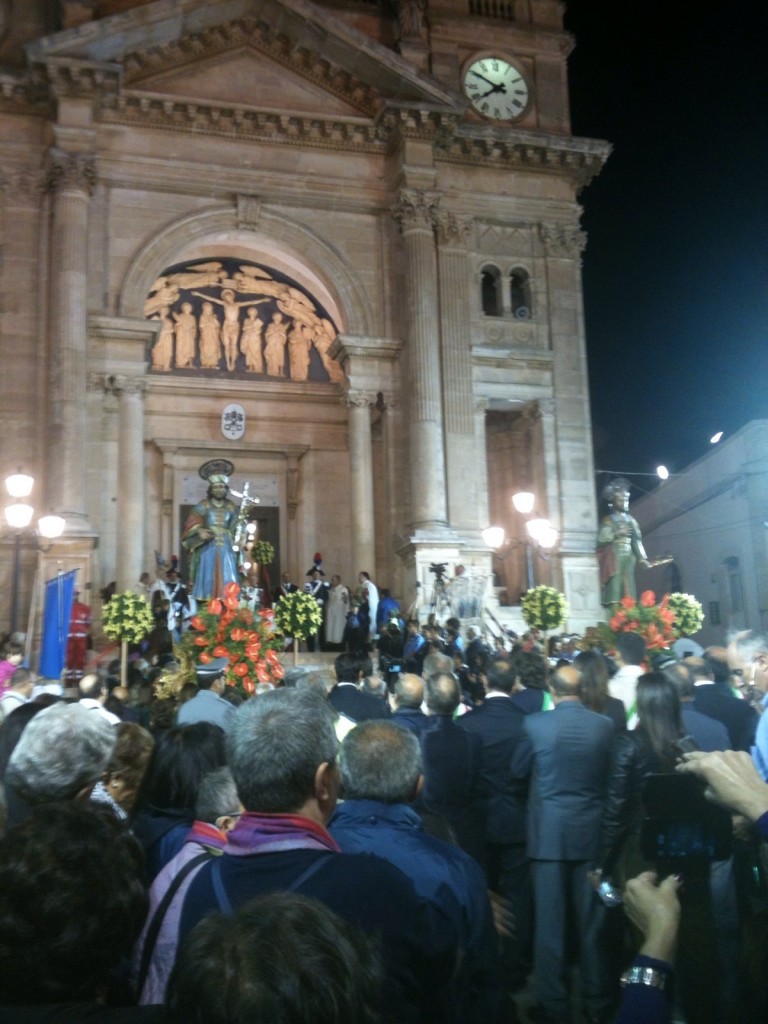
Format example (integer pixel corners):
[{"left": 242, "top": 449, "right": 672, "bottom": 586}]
[{"left": 511, "top": 701, "right": 615, "bottom": 861}]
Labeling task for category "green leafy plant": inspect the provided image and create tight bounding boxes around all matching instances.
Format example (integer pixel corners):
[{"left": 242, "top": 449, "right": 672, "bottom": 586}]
[
  {"left": 102, "top": 591, "right": 154, "bottom": 644},
  {"left": 666, "top": 592, "right": 704, "bottom": 638},
  {"left": 252, "top": 539, "right": 275, "bottom": 565},
  {"left": 521, "top": 585, "right": 569, "bottom": 631},
  {"left": 273, "top": 589, "right": 323, "bottom": 641}
]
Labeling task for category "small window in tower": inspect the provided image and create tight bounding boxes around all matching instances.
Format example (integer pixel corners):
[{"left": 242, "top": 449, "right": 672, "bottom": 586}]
[
  {"left": 481, "top": 266, "right": 502, "bottom": 316},
  {"left": 724, "top": 556, "right": 743, "bottom": 614},
  {"left": 510, "top": 268, "right": 532, "bottom": 319}
]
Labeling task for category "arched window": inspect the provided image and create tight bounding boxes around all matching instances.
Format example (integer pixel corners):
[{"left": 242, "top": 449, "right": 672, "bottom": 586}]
[
  {"left": 481, "top": 266, "right": 502, "bottom": 316},
  {"left": 510, "top": 268, "right": 532, "bottom": 319}
]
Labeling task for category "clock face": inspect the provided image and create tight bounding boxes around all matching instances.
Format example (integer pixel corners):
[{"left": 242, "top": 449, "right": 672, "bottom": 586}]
[{"left": 463, "top": 57, "right": 529, "bottom": 122}]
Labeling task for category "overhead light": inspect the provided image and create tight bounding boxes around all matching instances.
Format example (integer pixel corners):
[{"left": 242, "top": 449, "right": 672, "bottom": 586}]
[
  {"left": 38, "top": 515, "right": 65, "bottom": 539},
  {"left": 5, "top": 473, "right": 33, "bottom": 498},
  {"left": 5, "top": 503, "right": 34, "bottom": 530},
  {"left": 512, "top": 491, "right": 535, "bottom": 515},
  {"left": 710, "top": 432, "right": 723, "bottom": 444},
  {"left": 482, "top": 526, "right": 506, "bottom": 550},
  {"left": 657, "top": 466, "right": 669, "bottom": 480},
  {"left": 536, "top": 525, "right": 559, "bottom": 550},
  {"left": 526, "top": 518, "right": 551, "bottom": 543}
]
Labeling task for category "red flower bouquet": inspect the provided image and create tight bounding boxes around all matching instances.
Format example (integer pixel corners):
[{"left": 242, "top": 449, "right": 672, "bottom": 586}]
[
  {"left": 601, "top": 591, "right": 676, "bottom": 653},
  {"left": 184, "top": 581, "right": 285, "bottom": 695}
]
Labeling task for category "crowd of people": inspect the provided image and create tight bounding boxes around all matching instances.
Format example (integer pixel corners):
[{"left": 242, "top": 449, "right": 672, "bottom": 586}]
[{"left": 1, "top": 605, "right": 768, "bottom": 1023}]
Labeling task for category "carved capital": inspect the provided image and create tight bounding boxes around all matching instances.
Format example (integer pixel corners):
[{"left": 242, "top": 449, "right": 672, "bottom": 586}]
[
  {"left": 0, "top": 165, "right": 46, "bottom": 201},
  {"left": 345, "top": 389, "right": 376, "bottom": 410},
  {"left": 539, "top": 222, "right": 586, "bottom": 259},
  {"left": 378, "top": 391, "right": 400, "bottom": 411},
  {"left": 391, "top": 188, "right": 440, "bottom": 233},
  {"left": 237, "top": 194, "right": 261, "bottom": 230},
  {"left": 46, "top": 149, "right": 97, "bottom": 196},
  {"left": 112, "top": 375, "right": 147, "bottom": 397},
  {"left": 435, "top": 210, "right": 472, "bottom": 248},
  {"left": 537, "top": 398, "right": 556, "bottom": 417},
  {"left": 86, "top": 372, "right": 108, "bottom": 393}
]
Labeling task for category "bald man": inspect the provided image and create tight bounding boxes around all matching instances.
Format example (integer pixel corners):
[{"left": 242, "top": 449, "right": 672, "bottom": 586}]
[{"left": 391, "top": 673, "right": 429, "bottom": 736}]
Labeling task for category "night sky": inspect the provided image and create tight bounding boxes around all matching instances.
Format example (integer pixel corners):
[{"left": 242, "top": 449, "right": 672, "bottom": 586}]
[{"left": 563, "top": 1, "right": 768, "bottom": 496}]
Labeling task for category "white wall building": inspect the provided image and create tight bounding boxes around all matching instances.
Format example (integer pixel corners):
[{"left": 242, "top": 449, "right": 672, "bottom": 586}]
[{"left": 632, "top": 421, "right": 768, "bottom": 646}]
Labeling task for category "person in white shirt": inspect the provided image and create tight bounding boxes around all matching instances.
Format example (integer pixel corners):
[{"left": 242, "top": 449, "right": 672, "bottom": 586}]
[{"left": 608, "top": 631, "right": 646, "bottom": 728}]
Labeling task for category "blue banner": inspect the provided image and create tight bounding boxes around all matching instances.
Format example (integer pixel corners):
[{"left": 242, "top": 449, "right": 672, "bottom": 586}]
[{"left": 39, "top": 570, "right": 77, "bottom": 680}]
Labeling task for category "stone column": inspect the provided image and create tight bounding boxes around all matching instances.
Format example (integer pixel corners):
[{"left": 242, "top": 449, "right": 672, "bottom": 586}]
[
  {"left": 392, "top": 189, "right": 448, "bottom": 531},
  {"left": 113, "top": 376, "right": 146, "bottom": 590},
  {"left": 286, "top": 454, "right": 301, "bottom": 580},
  {"left": 346, "top": 391, "right": 376, "bottom": 574},
  {"left": 45, "top": 149, "right": 96, "bottom": 528},
  {"left": 540, "top": 222, "right": 602, "bottom": 625},
  {"left": 473, "top": 397, "right": 490, "bottom": 530},
  {"left": 436, "top": 211, "right": 477, "bottom": 530}
]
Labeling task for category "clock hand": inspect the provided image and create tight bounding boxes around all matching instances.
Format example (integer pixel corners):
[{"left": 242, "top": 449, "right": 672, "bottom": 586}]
[
  {"left": 479, "top": 83, "right": 507, "bottom": 98},
  {"left": 470, "top": 71, "right": 497, "bottom": 88}
]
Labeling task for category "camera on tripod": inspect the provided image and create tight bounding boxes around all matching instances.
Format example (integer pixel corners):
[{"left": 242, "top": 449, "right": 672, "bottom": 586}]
[{"left": 429, "top": 562, "right": 448, "bottom": 582}]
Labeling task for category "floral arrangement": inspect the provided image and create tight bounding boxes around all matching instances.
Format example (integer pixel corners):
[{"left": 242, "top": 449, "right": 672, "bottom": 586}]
[
  {"left": 273, "top": 589, "right": 323, "bottom": 640},
  {"left": 600, "top": 590, "right": 676, "bottom": 652},
  {"left": 185, "top": 581, "right": 285, "bottom": 695},
  {"left": 102, "top": 590, "right": 154, "bottom": 644},
  {"left": 252, "top": 539, "right": 275, "bottom": 565},
  {"left": 521, "top": 585, "right": 569, "bottom": 631},
  {"left": 666, "top": 592, "right": 704, "bottom": 638}
]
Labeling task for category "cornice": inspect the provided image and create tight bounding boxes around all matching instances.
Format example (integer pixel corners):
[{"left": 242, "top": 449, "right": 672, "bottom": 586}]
[
  {"left": 29, "top": 56, "right": 122, "bottom": 99},
  {"left": 122, "top": 16, "right": 382, "bottom": 118},
  {"left": 99, "top": 90, "right": 387, "bottom": 153},
  {"left": 439, "top": 126, "right": 611, "bottom": 189}
]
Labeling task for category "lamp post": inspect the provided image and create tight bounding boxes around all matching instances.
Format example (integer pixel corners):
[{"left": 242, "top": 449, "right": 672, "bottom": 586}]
[
  {"left": 4, "top": 472, "right": 65, "bottom": 634},
  {"left": 482, "top": 490, "right": 559, "bottom": 591}
]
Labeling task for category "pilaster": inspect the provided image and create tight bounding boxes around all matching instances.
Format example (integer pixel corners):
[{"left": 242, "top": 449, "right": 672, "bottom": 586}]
[{"left": 392, "top": 188, "right": 448, "bottom": 531}]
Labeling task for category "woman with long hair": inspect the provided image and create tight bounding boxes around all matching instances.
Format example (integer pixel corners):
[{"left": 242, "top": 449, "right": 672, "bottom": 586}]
[
  {"left": 598, "top": 674, "right": 729, "bottom": 1024},
  {"left": 574, "top": 649, "right": 627, "bottom": 733}
]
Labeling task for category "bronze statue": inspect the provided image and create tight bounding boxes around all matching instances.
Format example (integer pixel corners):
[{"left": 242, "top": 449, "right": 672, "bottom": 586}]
[{"left": 596, "top": 479, "right": 650, "bottom": 610}]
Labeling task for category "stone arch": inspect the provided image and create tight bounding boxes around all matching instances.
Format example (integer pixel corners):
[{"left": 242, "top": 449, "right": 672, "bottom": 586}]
[{"left": 119, "top": 203, "right": 374, "bottom": 335}]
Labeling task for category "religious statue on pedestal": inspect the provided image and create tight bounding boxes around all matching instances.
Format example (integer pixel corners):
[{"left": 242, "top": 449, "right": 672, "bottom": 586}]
[
  {"left": 182, "top": 460, "right": 240, "bottom": 601},
  {"left": 596, "top": 478, "right": 651, "bottom": 611}
]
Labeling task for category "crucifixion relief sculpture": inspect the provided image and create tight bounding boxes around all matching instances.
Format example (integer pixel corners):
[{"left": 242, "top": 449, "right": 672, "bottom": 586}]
[{"left": 144, "top": 258, "right": 343, "bottom": 383}]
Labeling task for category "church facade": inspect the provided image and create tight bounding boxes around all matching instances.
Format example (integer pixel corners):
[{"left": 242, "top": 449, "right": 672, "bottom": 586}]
[{"left": 0, "top": 0, "right": 609, "bottom": 631}]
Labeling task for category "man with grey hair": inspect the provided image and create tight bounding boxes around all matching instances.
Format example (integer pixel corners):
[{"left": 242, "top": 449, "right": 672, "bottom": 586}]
[
  {"left": 149, "top": 689, "right": 454, "bottom": 1022},
  {"left": 330, "top": 720, "right": 504, "bottom": 1023},
  {"left": 4, "top": 702, "right": 116, "bottom": 828}
]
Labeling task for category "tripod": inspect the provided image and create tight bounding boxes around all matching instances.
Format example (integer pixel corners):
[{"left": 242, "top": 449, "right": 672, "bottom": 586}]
[{"left": 428, "top": 575, "right": 451, "bottom": 618}]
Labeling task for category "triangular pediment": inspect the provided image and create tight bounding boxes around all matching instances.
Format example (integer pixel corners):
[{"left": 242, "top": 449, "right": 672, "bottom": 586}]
[
  {"left": 131, "top": 45, "right": 364, "bottom": 118},
  {"left": 27, "top": 0, "right": 462, "bottom": 119}
]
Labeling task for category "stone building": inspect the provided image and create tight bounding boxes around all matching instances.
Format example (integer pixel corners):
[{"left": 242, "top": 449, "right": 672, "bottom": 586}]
[
  {"left": 0, "top": 0, "right": 608, "bottom": 633},
  {"left": 633, "top": 421, "right": 768, "bottom": 647}
]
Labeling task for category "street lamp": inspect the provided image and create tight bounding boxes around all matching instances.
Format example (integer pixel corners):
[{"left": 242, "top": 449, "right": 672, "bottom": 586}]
[
  {"left": 482, "top": 490, "right": 559, "bottom": 590},
  {"left": 3, "top": 472, "right": 65, "bottom": 634}
]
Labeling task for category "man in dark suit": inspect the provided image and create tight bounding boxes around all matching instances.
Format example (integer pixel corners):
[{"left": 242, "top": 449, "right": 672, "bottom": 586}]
[
  {"left": 511, "top": 664, "right": 615, "bottom": 1024},
  {"left": 459, "top": 653, "right": 531, "bottom": 992},
  {"left": 419, "top": 671, "right": 485, "bottom": 864},
  {"left": 688, "top": 649, "right": 756, "bottom": 752},
  {"left": 391, "top": 674, "right": 430, "bottom": 736},
  {"left": 272, "top": 570, "right": 298, "bottom": 603},
  {"left": 327, "top": 652, "right": 391, "bottom": 723}
]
